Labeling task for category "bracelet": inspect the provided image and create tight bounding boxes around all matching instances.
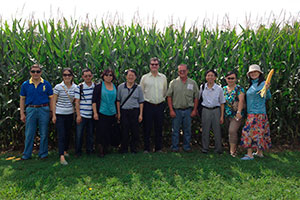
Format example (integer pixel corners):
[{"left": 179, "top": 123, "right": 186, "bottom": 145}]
[{"left": 237, "top": 111, "right": 241, "bottom": 114}]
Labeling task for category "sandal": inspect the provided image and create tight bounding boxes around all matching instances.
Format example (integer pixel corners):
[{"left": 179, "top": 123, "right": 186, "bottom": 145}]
[
  {"left": 253, "top": 152, "right": 264, "bottom": 158},
  {"left": 241, "top": 155, "right": 254, "bottom": 160}
]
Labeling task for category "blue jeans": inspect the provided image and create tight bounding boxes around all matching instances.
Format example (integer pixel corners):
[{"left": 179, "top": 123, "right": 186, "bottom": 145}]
[
  {"left": 171, "top": 108, "right": 192, "bottom": 151},
  {"left": 22, "top": 106, "right": 50, "bottom": 159},
  {"left": 76, "top": 117, "right": 94, "bottom": 155}
]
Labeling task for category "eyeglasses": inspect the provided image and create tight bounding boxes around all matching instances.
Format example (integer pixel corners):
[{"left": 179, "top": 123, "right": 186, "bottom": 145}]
[
  {"left": 63, "top": 74, "right": 72, "bottom": 77},
  {"left": 31, "top": 70, "right": 41, "bottom": 74},
  {"left": 104, "top": 74, "right": 113, "bottom": 77},
  {"left": 178, "top": 70, "right": 187, "bottom": 73},
  {"left": 226, "top": 77, "right": 236, "bottom": 80},
  {"left": 150, "top": 63, "right": 159, "bottom": 66},
  {"left": 84, "top": 75, "right": 92, "bottom": 78}
]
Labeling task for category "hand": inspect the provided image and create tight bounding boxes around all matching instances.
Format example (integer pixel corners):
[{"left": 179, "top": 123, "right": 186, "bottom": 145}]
[
  {"left": 220, "top": 116, "right": 224, "bottom": 124},
  {"left": 20, "top": 113, "right": 26, "bottom": 123},
  {"left": 117, "top": 113, "right": 121, "bottom": 122},
  {"left": 52, "top": 115, "right": 56, "bottom": 124},
  {"left": 190, "top": 109, "right": 197, "bottom": 117},
  {"left": 265, "top": 82, "right": 271, "bottom": 90},
  {"left": 76, "top": 115, "right": 82, "bottom": 124},
  {"left": 236, "top": 113, "right": 242, "bottom": 121},
  {"left": 138, "top": 114, "right": 143, "bottom": 123},
  {"left": 169, "top": 110, "right": 176, "bottom": 118},
  {"left": 93, "top": 113, "right": 99, "bottom": 120}
]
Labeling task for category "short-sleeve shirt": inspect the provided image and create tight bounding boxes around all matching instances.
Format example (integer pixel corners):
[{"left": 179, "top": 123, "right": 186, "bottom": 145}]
[
  {"left": 200, "top": 83, "right": 226, "bottom": 108},
  {"left": 117, "top": 83, "right": 144, "bottom": 109},
  {"left": 54, "top": 82, "right": 77, "bottom": 115},
  {"left": 74, "top": 82, "right": 95, "bottom": 118},
  {"left": 223, "top": 85, "right": 245, "bottom": 118},
  {"left": 20, "top": 78, "right": 53, "bottom": 105},
  {"left": 166, "top": 77, "right": 199, "bottom": 109}
]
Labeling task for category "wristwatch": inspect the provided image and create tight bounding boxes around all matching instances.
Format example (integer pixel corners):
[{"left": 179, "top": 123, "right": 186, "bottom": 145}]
[{"left": 237, "top": 111, "right": 241, "bottom": 114}]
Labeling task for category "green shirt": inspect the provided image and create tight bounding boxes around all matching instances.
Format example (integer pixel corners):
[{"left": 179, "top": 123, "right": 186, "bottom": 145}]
[{"left": 166, "top": 77, "right": 199, "bottom": 109}]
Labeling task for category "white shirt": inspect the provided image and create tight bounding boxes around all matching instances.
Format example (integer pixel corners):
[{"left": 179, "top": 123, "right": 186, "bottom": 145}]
[{"left": 54, "top": 82, "right": 77, "bottom": 114}]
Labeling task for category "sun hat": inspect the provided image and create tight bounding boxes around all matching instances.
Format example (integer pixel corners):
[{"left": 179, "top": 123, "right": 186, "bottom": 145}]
[{"left": 247, "top": 64, "right": 263, "bottom": 77}]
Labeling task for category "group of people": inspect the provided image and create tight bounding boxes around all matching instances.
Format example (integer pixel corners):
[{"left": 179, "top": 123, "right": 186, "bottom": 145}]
[{"left": 19, "top": 58, "right": 272, "bottom": 165}]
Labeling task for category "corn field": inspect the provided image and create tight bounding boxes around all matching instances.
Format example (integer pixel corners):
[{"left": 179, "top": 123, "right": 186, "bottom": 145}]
[{"left": 0, "top": 19, "right": 299, "bottom": 149}]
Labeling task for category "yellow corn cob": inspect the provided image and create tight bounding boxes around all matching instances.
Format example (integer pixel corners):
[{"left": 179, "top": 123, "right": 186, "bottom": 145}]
[{"left": 258, "top": 69, "right": 274, "bottom": 98}]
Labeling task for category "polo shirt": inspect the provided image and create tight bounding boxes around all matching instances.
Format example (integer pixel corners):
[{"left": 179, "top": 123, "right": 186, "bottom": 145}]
[
  {"left": 166, "top": 77, "right": 199, "bottom": 109},
  {"left": 140, "top": 72, "right": 167, "bottom": 104},
  {"left": 20, "top": 78, "right": 53, "bottom": 105},
  {"left": 53, "top": 82, "right": 77, "bottom": 115},
  {"left": 74, "top": 82, "right": 95, "bottom": 118},
  {"left": 117, "top": 82, "right": 144, "bottom": 109},
  {"left": 200, "top": 83, "right": 226, "bottom": 108}
]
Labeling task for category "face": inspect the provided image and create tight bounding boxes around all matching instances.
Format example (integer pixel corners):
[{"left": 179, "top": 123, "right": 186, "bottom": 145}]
[
  {"left": 62, "top": 70, "right": 73, "bottom": 83},
  {"left": 103, "top": 71, "right": 113, "bottom": 83},
  {"left": 82, "top": 71, "right": 93, "bottom": 84},
  {"left": 30, "top": 67, "right": 42, "bottom": 80},
  {"left": 126, "top": 71, "right": 136, "bottom": 84},
  {"left": 206, "top": 72, "right": 216, "bottom": 83},
  {"left": 150, "top": 60, "right": 159, "bottom": 73},
  {"left": 178, "top": 65, "right": 188, "bottom": 79},
  {"left": 249, "top": 71, "right": 260, "bottom": 80},
  {"left": 225, "top": 74, "right": 237, "bottom": 86}
]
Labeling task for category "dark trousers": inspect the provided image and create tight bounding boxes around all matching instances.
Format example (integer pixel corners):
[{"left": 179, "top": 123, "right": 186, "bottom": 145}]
[
  {"left": 56, "top": 114, "right": 73, "bottom": 156},
  {"left": 143, "top": 101, "right": 165, "bottom": 151},
  {"left": 95, "top": 113, "right": 115, "bottom": 152},
  {"left": 120, "top": 108, "right": 140, "bottom": 153},
  {"left": 75, "top": 117, "right": 94, "bottom": 155}
]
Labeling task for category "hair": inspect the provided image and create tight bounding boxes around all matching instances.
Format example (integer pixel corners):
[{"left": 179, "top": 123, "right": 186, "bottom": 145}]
[
  {"left": 225, "top": 71, "right": 238, "bottom": 78},
  {"left": 125, "top": 68, "right": 137, "bottom": 76},
  {"left": 205, "top": 69, "right": 218, "bottom": 77},
  {"left": 62, "top": 68, "right": 74, "bottom": 83},
  {"left": 82, "top": 68, "right": 93, "bottom": 75},
  {"left": 30, "top": 64, "right": 42, "bottom": 70},
  {"left": 248, "top": 72, "right": 265, "bottom": 87},
  {"left": 150, "top": 57, "right": 160, "bottom": 65},
  {"left": 101, "top": 68, "right": 116, "bottom": 81}
]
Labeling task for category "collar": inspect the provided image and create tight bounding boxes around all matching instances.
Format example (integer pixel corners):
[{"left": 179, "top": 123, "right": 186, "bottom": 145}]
[
  {"left": 251, "top": 79, "right": 259, "bottom": 84},
  {"left": 124, "top": 82, "right": 136, "bottom": 89},
  {"left": 29, "top": 77, "right": 44, "bottom": 84},
  {"left": 205, "top": 83, "right": 217, "bottom": 90},
  {"left": 149, "top": 72, "right": 161, "bottom": 77}
]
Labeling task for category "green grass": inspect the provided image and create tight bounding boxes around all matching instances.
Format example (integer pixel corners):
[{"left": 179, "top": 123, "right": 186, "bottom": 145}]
[{"left": 1, "top": 150, "right": 300, "bottom": 199}]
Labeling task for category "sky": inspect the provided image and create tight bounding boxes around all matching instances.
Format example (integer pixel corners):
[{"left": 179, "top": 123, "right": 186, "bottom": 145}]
[{"left": 0, "top": 0, "right": 299, "bottom": 30}]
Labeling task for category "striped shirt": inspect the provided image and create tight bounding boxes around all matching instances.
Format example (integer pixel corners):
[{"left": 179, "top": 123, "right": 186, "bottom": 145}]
[
  {"left": 74, "top": 82, "right": 95, "bottom": 118},
  {"left": 54, "top": 82, "right": 77, "bottom": 115}
]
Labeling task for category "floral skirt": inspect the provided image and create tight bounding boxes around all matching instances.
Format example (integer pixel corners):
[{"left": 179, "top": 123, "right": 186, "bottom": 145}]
[{"left": 241, "top": 114, "right": 271, "bottom": 150}]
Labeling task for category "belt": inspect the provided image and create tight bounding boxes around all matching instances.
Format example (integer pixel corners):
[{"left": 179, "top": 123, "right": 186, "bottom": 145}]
[
  {"left": 176, "top": 107, "right": 192, "bottom": 110},
  {"left": 145, "top": 101, "right": 164, "bottom": 106},
  {"left": 203, "top": 106, "right": 220, "bottom": 110},
  {"left": 27, "top": 103, "right": 49, "bottom": 108}
]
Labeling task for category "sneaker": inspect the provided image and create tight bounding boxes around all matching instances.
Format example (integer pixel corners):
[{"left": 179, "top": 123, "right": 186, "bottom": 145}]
[
  {"left": 241, "top": 155, "right": 254, "bottom": 160},
  {"left": 60, "top": 159, "right": 68, "bottom": 165},
  {"left": 143, "top": 150, "right": 149, "bottom": 154},
  {"left": 253, "top": 152, "right": 264, "bottom": 158}
]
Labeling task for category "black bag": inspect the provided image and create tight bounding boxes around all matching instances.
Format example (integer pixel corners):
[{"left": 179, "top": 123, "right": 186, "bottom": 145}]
[{"left": 197, "top": 83, "right": 205, "bottom": 117}]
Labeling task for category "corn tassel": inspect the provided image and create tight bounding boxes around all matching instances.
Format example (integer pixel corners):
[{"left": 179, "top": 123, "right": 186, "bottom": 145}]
[{"left": 258, "top": 69, "right": 274, "bottom": 98}]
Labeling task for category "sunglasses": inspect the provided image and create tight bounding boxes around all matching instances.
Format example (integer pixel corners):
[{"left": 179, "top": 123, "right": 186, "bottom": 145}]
[
  {"left": 150, "top": 63, "right": 159, "bottom": 66},
  {"left": 31, "top": 70, "right": 41, "bottom": 74},
  {"left": 226, "top": 77, "right": 236, "bottom": 80},
  {"left": 104, "top": 74, "right": 113, "bottom": 77},
  {"left": 63, "top": 74, "right": 72, "bottom": 77}
]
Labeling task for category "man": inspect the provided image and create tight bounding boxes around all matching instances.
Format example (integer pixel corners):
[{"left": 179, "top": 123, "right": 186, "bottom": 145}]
[
  {"left": 74, "top": 68, "right": 95, "bottom": 156},
  {"left": 167, "top": 64, "right": 199, "bottom": 152},
  {"left": 140, "top": 57, "right": 167, "bottom": 153},
  {"left": 20, "top": 64, "right": 53, "bottom": 160}
]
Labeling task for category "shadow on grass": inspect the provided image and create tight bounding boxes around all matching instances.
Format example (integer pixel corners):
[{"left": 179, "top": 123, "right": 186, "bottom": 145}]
[{"left": 0, "top": 150, "right": 300, "bottom": 196}]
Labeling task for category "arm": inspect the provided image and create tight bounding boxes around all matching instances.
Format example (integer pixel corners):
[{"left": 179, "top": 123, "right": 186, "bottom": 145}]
[
  {"left": 138, "top": 103, "right": 143, "bottom": 123},
  {"left": 191, "top": 98, "right": 198, "bottom": 117},
  {"left": 75, "top": 99, "right": 82, "bottom": 124},
  {"left": 52, "top": 94, "right": 57, "bottom": 124},
  {"left": 92, "top": 103, "right": 98, "bottom": 120},
  {"left": 20, "top": 96, "right": 26, "bottom": 123},
  {"left": 167, "top": 96, "right": 176, "bottom": 118},
  {"left": 116, "top": 101, "right": 121, "bottom": 121},
  {"left": 236, "top": 92, "right": 245, "bottom": 120},
  {"left": 220, "top": 104, "right": 224, "bottom": 124}
]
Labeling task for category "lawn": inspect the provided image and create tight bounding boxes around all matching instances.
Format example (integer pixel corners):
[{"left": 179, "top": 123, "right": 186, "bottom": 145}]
[{"left": 0, "top": 150, "right": 300, "bottom": 199}]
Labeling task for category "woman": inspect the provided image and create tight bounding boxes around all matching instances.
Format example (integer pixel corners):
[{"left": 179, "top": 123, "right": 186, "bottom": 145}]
[
  {"left": 92, "top": 68, "right": 117, "bottom": 157},
  {"left": 52, "top": 68, "right": 77, "bottom": 165},
  {"left": 117, "top": 69, "right": 144, "bottom": 154},
  {"left": 223, "top": 71, "right": 245, "bottom": 157},
  {"left": 241, "top": 64, "right": 271, "bottom": 160},
  {"left": 200, "top": 69, "right": 226, "bottom": 154}
]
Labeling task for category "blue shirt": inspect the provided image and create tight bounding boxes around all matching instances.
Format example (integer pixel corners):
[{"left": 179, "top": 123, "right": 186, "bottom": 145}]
[
  {"left": 20, "top": 78, "right": 53, "bottom": 105},
  {"left": 246, "top": 79, "right": 271, "bottom": 114},
  {"left": 99, "top": 83, "right": 117, "bottom": 116}
]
